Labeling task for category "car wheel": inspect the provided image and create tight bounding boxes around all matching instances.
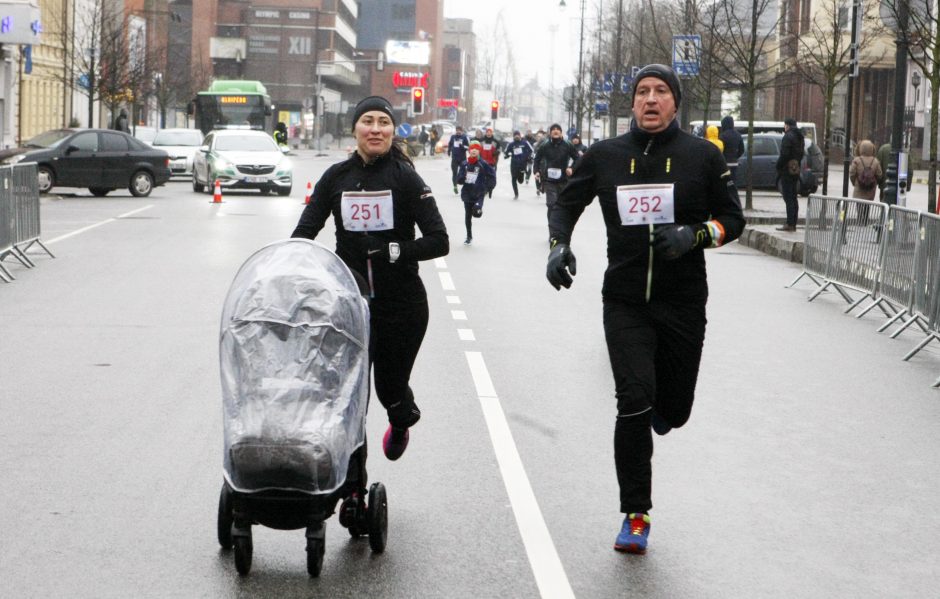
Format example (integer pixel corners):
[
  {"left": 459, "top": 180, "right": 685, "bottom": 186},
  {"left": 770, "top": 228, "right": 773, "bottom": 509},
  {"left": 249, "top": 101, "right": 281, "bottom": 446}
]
[
  {"left": 89, "top": 187, "right": 111, "bottom": 197},
  {"left": 192, "top": 173, "right": 204, "bottom": 193},
  {"left": 129, "top": 170, "right": 154, "bottom": 197},
  {"left": 276, "top": 186, "right": 291, "bottom": 196},
  {"left": 37, "top": 166, "right": 54, "bottom": 194}
]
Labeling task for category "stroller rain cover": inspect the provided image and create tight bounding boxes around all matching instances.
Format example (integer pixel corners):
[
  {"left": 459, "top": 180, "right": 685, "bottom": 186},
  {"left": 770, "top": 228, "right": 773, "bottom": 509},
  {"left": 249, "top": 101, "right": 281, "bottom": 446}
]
[{"left": 220, "top": 239, "right": 370, "bottom": 495}]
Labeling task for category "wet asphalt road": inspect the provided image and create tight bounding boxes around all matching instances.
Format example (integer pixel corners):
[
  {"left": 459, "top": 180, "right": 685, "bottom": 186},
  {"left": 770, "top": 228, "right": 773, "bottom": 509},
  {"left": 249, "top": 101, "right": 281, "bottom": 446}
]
[{"left": 1, "top": 151, "right": 939, "bottom": 598}]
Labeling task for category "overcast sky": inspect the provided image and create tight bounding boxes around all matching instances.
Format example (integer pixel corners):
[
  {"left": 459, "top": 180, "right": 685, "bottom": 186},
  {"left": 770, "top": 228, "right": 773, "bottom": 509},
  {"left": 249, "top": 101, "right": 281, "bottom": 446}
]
[{"left": 443, "top": 0, "right": 584, "bottom": 90}]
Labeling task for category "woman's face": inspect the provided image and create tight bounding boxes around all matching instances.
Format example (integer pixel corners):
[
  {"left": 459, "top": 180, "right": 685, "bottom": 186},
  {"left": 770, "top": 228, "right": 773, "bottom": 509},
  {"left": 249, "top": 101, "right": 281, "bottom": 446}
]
[{"left": 355, "top": 110, "right": 394, "bottom": 159}]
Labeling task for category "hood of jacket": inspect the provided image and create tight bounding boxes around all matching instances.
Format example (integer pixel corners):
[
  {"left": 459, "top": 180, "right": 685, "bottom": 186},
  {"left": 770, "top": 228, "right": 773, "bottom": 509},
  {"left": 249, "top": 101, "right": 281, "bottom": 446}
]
[
  {"left": 721, "top": 116, "right": 734, "bottom": 130},
  {"left": 856, "top": 139, "right": 876, "bottom": 157},
  {"left": 706, "top": 125, "right": 720, "bottom": 141}
]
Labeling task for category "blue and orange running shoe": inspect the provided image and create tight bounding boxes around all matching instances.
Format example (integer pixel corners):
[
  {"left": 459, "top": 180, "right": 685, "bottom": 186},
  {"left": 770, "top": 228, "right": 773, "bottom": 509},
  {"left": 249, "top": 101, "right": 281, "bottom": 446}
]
[
  {"left": 383, "top": 425, "right": 410, "bottom": 461},
  {"left": 614, "top": 513, "right": 651, "bottom": 554}
]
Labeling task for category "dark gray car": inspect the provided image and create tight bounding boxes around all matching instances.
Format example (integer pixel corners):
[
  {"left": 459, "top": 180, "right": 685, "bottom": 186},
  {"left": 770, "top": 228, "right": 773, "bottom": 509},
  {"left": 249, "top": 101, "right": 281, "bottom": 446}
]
[{"left": 2, "top": 128, "right": 171, "bottom": 197}]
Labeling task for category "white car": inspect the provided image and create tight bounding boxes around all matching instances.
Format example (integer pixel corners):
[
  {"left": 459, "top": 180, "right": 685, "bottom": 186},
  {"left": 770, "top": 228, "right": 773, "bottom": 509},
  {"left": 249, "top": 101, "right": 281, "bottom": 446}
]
[
  {"left": 151, "top": 128, "right": 204, "bottom": 177},
  {"left": 192, "top": 130, "right": 292, "bottom": 196}
]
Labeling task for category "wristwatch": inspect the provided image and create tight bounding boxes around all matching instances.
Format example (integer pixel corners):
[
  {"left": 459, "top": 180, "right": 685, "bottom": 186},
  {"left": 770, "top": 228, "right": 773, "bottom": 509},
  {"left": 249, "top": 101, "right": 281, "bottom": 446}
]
[{"left": 388, "top": 242, "right": 401, "bottom": 263}]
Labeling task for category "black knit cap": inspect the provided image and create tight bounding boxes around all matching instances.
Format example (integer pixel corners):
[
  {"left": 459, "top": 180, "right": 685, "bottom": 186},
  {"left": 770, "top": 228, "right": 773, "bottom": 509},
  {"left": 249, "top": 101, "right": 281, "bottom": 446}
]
[
  {"left": 351, "top": 96, "right": 396, "bottom": 131},
  {"left": 632, "top": 64, "right": 682, "bottom": 108}
]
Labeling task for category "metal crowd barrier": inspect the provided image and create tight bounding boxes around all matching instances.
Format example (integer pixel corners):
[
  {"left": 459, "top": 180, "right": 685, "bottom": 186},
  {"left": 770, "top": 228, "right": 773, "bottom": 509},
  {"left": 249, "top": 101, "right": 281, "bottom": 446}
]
[
  {"left": 0, "top": 162, "right": 53, "bottom": 282},
  {"left": 788, "top": 195, "right": 889, "bottom": 312},
  {"left": 789, "top": 196, "right": 940, "bottom": 387},
  {"left": 900, "top": 213, "right": 940, "bottom": 364}
]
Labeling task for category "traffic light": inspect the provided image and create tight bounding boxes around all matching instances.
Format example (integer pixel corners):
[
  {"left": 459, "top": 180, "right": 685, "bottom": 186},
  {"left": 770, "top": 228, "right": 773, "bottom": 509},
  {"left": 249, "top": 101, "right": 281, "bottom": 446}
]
[
  {"left": 490, "top": 100, "right": 499, "bottom": 120},
  {"left": 411, "top": 87, "right": 425, "bottom": 115}
]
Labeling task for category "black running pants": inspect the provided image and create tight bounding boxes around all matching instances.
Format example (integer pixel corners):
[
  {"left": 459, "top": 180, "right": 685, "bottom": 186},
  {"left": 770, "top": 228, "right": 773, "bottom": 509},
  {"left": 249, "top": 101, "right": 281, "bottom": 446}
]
[
  {"left": 370, "top": 295, "right": 429, "bottom": 428},
  {"left": 603, "top": 298, "right": 707, "bottom": 513}
]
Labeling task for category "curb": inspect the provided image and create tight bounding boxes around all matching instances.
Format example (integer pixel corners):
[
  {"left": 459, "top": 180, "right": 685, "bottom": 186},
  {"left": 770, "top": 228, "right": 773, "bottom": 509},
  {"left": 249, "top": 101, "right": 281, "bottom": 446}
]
[{"left": 737, "top": 227, "right": 804, "bottom": 263}]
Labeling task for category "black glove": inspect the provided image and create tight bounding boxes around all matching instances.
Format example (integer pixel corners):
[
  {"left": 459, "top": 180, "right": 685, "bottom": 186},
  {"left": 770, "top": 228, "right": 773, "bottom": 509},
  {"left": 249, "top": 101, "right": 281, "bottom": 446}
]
[
  {"left": 652, "top": 224, "right": 706, "bottom": 260},
  {"left": 546, "top": 243, "right": 577, "bottom": 290},
  {"left": 356, "top": 235, "right": 388, "bottom": 260}
]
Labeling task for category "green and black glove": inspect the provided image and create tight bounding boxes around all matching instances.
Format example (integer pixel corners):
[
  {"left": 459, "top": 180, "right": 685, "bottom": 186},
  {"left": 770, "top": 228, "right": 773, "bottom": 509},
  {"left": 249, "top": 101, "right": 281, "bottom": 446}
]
[{"left": 652, "top": 224, "right": 710, "bottom": 260}]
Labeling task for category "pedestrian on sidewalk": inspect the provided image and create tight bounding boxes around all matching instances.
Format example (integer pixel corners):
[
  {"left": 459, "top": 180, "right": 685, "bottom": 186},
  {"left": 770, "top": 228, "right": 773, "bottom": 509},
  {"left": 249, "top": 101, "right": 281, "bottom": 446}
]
[
  {"left": 503, "top": 130, "right": 533, "bottom": 199},
  {"left": 291, "top": 95, "right": 450, "bottom": 462},
  {"left": 457, "top": 140, "right": 496, "bottom": 244},
  {"left": 775, "top": 117, "right": 803, "bottom": 231},
  {"left": 544, "top": 64, "right": 745, "bottom": 556},
  {"left": 849, "top": 139, "right": 882, "bottom": 201},
  {"left": 570, "top": 134, "right": 587, "bottom": 169},
  {"left": 448, "top": 125, "right": 470, "bottom": 195},
  {"left": 719, "top": 116, "right": 744, "bottom": 181},
  {"left": 705, "top": 125, "right": 724, "bottom": 153}
]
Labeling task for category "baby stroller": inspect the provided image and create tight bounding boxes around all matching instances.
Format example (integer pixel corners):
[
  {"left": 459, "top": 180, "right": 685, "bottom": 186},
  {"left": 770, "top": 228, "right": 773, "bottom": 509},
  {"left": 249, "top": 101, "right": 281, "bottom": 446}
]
[{"left": 216, "top": 238, "right": 387, "bottom": 577}]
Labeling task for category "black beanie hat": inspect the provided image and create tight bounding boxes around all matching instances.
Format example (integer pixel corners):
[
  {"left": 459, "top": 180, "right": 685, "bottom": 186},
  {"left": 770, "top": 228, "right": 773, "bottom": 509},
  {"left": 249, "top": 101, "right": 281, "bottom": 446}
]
[
  {"left": 631, "top": 64, "right": 682, "bottom": 108},
  {"left": 549, "top": 123, "right": 563, "bottom": 132},
  {"left": 351, "top": 96, "right": 396, "bottom": 131}
]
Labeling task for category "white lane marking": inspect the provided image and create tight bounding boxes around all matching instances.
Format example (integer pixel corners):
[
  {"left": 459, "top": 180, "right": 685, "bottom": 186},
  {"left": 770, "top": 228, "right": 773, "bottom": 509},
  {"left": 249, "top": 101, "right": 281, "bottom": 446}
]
[
  {"left": 438, "top": 271, "right": 455, "bottom": 291},
  {"left": 451, "top": 310, "right": 467, "bottom": 321},
  {"left": 464, "top": 351, "right": 575, "bottom": 599},
  {"left": 118, "top": 205, "right": 154, "bottom": 218},
  {"left": 45, "top": 205, "right": 154, "bottom": 245},
  {"left": 446, "top": 295, "right": 461, "bottom": 304},
  {"left": 457, "top": 328, "right": 475, "bottom": 341},
  {"left": 434, "top": 257, "right": 448, "bottom": 269}
]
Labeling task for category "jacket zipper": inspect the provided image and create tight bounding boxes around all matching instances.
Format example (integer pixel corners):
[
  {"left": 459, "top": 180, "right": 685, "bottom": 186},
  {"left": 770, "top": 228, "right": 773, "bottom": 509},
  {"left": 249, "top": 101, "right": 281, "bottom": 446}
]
[{"left": 643, "top": 138, "right": 655, "bottom": 303}]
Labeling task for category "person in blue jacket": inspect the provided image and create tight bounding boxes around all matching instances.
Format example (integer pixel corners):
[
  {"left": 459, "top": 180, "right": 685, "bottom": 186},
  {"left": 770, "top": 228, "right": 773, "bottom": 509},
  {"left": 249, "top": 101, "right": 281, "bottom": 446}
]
[
  {"left": 503, "top": 130, "right": 534, "bottom": 199},
  {"left": 457, "top": 139, "right": 496, "bottom": 245},
  {"left": 447, "top": 125, "right": 470, "bottom": 194}
]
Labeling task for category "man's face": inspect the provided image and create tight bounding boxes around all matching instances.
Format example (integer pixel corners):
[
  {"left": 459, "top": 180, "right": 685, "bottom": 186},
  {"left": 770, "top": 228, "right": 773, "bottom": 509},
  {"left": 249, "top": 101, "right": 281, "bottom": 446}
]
[
  {"left": 513, "top": 133, "right": 521, "bottom": 141},
  {"left": 456, "top": 128, "right": 464, "bottom": 135},
  {"left": 486, "top": 128, "right": 494, "bottom": 137},
  {"left": 633, "top": 77, "right": 677, "bottom": 133},
  {"left": 550, "top": 128, "right": 562, "bottom": 140}
]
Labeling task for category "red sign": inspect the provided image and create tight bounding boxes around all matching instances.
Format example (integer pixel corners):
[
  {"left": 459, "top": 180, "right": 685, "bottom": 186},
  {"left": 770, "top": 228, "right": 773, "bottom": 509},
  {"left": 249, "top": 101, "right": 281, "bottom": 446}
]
[
  {"left": 393, "top": 71, "right": 429, "bottom": 88},
  {"left": 437, "top": 99, "right": 458, "bottom": 108}
]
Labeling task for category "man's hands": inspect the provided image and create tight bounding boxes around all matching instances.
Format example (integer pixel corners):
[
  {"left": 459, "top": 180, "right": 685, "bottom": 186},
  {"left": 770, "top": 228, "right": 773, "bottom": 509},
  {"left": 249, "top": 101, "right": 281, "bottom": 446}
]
[
  {"left": 652, "top": 224, "right": 705, "bottom": 260},
  {"left": 546, "top": 243, "right": 577, "bottom": 290}
]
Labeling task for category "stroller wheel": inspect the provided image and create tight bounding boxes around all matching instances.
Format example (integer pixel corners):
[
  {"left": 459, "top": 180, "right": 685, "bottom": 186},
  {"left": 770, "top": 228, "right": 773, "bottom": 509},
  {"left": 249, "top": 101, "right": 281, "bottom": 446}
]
[
  {"left": 217, "top": 484, "right": 233, "bottom": 550},
  {"left": 233, "top": 530, "right": 253, "bottom": 575},
  {"left": 339, "top": 493, "right": 365, "bottom": 538},
  {"left": 367, "top": 482, "right": 388, "bottom": 553},
  {"left": 306, "top": 523, "right": 326, "bottom": 577}
]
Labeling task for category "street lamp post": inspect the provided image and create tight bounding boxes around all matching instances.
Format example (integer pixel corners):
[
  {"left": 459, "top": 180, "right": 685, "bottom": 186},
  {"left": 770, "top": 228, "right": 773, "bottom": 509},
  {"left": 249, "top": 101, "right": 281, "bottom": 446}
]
[{"left": 883, "top": 0, "right": 910, "bottom": 206}]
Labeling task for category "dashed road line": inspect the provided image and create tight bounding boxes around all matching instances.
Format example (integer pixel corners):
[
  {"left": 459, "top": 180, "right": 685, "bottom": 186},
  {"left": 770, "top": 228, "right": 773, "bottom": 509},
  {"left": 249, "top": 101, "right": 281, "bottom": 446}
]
[
  {"left": 438, "top": 271, "right": 455, "bottom": 290},
  {"left": 451, "top": 310, "right": 467, "bottom": 320},
  {"left": 446, "top": 295, "right": 461, "bottom": 304},
  {"left": 457, "top": 328, "right": 475, "bottom": 341}
]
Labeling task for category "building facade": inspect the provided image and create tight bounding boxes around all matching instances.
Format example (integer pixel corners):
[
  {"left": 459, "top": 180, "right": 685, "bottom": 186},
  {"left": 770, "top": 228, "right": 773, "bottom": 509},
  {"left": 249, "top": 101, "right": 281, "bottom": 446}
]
[{"left": 441, "top": 17, "right": 473, "bottom": 126}]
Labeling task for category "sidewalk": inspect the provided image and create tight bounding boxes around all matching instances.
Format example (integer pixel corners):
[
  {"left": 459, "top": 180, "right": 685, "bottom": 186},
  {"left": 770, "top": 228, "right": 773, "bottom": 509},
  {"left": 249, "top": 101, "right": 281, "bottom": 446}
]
[{"left": 737, "top": 166, "right": 937, "bottom": 263}]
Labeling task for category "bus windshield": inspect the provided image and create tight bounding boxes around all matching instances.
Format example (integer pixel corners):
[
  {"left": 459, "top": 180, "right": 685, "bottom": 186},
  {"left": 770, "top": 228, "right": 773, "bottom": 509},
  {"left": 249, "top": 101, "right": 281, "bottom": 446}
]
[{"left": 193, "top": 94, "right": 270, "bottom": 135}]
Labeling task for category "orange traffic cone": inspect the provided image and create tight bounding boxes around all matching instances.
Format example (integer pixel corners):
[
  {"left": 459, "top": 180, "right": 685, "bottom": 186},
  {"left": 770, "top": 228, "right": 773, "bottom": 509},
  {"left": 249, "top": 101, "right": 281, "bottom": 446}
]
[
  {"left": 211, "top": 179, "right": 223, "bottom": 203},
  {"left": 303, "top": 181, "right": 312, "bottom": 205}
]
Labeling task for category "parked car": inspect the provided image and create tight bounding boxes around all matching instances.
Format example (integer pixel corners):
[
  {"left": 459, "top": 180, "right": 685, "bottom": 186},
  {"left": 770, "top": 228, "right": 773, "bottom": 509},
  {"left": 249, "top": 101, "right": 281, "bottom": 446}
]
[
  {"left": 2, "top": 128, "right": 171, "bottom": 197},
  {"left": 192, "top": 130, "right": 292, "bottom": 195},
  {"left": 151, "top": 128, "right": 204, "bottom": 177},
  {"left": 132, "top": 126, "right": 158, "bottom": 145},
  {"left": 735, "top": 132, "right": 817, "bottom": 195}
]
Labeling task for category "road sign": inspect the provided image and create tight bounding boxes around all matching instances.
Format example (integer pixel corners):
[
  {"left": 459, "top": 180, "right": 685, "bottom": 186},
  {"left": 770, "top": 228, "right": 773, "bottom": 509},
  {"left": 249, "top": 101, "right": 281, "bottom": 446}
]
[
  {"left": 396, "top": 123, "right": 413, "bottom": 138},
  {"left": 672, "top": 35, "right": 701, "bottom": 77}
]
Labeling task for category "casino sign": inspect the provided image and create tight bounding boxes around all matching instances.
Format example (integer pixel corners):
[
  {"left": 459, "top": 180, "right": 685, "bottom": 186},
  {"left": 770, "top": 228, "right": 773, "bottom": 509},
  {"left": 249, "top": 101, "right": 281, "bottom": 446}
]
[{"left": 393, "top": 71, "right": 429, "bottom": 89}]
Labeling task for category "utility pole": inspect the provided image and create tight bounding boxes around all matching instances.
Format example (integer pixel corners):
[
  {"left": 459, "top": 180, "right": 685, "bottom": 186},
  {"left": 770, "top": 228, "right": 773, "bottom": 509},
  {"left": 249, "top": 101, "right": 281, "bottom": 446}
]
[
  {"left": 841, "top": 0, "right": 860, "bottom": 197},
  {"left": 883, "top": 0, "right": 910, "bottom": 206},
  {"left": 610, "top": 0, "right": 623, "bottom": 137}
]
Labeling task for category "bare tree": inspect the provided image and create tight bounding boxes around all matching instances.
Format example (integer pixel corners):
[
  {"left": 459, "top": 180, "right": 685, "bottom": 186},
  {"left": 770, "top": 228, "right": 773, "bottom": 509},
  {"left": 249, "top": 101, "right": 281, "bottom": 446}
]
[
  {"left": 882, "top": 0, "right": 938, "bottom": 213},
  {"left": 793, "top": 0, "right": 886, "bottom": 194},
  {"left": 712, "top": 0, "right": 781, "bottom": 209}
]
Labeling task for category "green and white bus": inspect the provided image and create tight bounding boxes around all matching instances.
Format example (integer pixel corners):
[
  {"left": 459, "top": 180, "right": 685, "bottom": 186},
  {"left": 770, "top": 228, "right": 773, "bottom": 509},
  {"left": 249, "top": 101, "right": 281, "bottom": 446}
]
[{"left": 191, "top": 80, "right": 274, "bottom": 135}]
